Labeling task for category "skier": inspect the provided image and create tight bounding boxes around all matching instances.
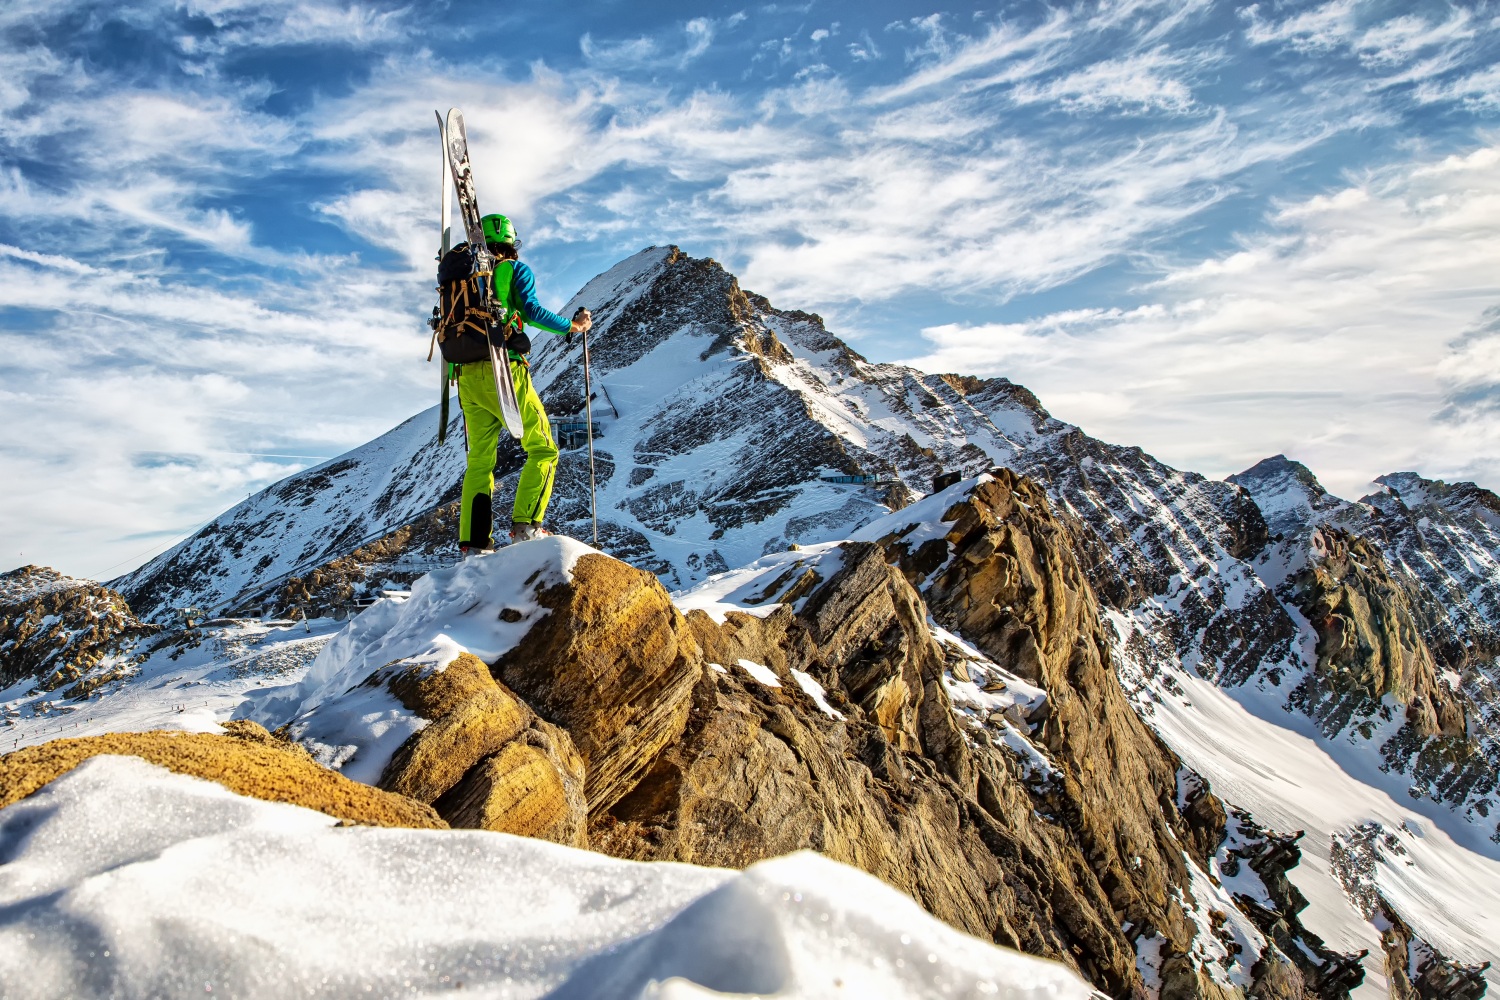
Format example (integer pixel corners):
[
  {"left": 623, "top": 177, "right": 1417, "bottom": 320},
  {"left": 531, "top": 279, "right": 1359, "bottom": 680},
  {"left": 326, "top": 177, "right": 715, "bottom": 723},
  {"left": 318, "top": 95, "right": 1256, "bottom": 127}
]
[{"left": 456, "top": 213, "right": 591, "bottom": 552}]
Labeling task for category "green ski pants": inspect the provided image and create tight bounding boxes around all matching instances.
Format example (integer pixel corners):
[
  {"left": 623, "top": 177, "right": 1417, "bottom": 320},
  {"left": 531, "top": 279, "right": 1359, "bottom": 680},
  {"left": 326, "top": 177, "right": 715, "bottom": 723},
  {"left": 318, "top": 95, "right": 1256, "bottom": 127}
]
[{"left": 456, "top": 358, "right": 558, "bottom": 545}]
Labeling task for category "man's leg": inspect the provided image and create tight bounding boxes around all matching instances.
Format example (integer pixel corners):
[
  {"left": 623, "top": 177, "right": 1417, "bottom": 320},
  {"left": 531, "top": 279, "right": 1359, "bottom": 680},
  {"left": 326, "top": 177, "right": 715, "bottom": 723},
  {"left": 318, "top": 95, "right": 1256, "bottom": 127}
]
[
  {"left": 510, "top": 361, "right": 559, "bottom": 527},
  {"left": 457, "top": 362, "right": 505, "bottom": 548}
]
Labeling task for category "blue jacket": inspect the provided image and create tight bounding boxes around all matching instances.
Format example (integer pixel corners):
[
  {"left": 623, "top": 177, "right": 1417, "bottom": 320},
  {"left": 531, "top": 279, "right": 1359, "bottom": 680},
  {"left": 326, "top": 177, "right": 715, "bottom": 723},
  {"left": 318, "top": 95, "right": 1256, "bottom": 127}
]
[{"left": 496, "top": 260, "right": 572, "bottom": 338}]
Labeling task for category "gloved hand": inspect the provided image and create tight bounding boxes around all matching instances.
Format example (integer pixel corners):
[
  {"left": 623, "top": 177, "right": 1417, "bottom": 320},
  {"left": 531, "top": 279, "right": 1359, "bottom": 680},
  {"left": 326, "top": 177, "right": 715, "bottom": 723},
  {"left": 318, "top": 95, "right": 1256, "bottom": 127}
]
[{"left": 570, "top": 307, "right": 593, "bottom": 335}]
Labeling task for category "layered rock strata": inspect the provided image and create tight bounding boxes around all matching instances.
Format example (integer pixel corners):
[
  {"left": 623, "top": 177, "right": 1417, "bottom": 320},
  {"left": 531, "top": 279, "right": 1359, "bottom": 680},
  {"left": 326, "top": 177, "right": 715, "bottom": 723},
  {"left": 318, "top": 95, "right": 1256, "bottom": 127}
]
[{"left": 372, "top": 651, "right": 589, "bottom": 846}]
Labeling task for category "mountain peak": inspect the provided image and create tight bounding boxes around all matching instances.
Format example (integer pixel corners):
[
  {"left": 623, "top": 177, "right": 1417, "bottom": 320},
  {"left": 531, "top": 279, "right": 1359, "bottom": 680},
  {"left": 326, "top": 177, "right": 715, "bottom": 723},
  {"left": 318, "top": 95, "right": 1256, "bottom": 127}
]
[
  {"left": 1229, "top": 454, "right": 1343, "bottom": 537},
  {"left": 1372, "top": 471, "right": 1500, "bottom": 528}
]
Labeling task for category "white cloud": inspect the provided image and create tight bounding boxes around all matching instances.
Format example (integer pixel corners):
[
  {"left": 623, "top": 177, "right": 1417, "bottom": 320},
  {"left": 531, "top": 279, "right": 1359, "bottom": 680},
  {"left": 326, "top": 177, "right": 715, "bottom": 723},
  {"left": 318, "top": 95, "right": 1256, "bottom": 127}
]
[
  {"left": 1010, "top": 47, "right": 1203, "bottom": 114},
  {"left": 1354, "top": 10, "right": 1475, "bottom": 68},
  {"left": 904, "top": 141, "right": 1500, "bottom": 496},
  {"left": 871, "top": 12, "right": 1074, "bottom": 103},
  {"left": 1243, "top": 2, "right": 1482, "bottom": 89},
  {"left": 581, "top": 14, "right": 725, "bottom": 71},
  {"left": 1241, "top": 0, "right": 1360, "bottom": 53}
]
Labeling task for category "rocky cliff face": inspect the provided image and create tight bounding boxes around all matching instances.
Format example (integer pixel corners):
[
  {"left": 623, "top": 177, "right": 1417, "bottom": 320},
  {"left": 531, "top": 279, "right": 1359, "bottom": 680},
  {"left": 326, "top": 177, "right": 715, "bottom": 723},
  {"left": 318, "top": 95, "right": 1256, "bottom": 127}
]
[{"left": 1288, "top": 526, "right": 1464, "bottom": 739}]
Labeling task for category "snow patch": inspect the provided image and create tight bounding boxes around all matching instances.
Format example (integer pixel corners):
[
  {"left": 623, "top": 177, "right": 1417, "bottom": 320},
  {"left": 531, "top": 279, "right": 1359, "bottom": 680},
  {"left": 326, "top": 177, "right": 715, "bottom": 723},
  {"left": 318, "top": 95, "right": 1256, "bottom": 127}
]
[
  {"left": 0, "top": 756, "right": 1095, "bottom": 1000},
  {"left": 238, "top": 537, "right": 591, "bottom": 782},
  {"left": 671, "top": 543, "right": 846, "bottom": 624},
  {"left": 736, "top": 659, "right": 782, "bottom": 689},
  {"left": 791, "top": 669, "right": 844, "bottom": 719}
]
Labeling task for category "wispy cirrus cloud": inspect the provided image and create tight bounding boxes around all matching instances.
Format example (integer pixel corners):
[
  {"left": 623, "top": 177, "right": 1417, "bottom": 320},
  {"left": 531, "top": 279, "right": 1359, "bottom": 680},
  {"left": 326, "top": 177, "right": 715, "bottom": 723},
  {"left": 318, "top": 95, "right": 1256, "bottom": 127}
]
[{"left": 905, "top": 142, "right": 1500, "bottom": 496}]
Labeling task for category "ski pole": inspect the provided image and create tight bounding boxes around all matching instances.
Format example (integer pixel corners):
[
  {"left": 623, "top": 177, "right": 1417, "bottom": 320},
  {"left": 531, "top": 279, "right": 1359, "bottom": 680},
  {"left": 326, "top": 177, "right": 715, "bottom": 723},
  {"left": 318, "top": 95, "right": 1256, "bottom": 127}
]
[
  {"left": 578, "top": 309, "right": 598, "bottom": 546},
  {"left": 435, "top": 109, "right": 452, "bottom": 445}
]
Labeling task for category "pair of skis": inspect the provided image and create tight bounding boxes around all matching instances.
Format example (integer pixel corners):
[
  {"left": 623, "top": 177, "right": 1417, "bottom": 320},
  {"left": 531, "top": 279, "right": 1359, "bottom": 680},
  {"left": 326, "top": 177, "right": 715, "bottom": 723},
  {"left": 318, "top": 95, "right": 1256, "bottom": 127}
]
[
  {"left": 436, "top": 109, "right": 523, "bottom": 440},
  {"left": 433, "top": 109, "right": 600, "bottom": 545}
]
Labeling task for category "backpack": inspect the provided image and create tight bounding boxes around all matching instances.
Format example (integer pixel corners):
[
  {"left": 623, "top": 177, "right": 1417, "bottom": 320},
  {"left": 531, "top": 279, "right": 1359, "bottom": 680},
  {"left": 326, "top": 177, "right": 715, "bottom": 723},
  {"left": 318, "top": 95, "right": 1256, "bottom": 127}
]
[{"left": 428, "top": 244, "right": 533, "bottom": 365}]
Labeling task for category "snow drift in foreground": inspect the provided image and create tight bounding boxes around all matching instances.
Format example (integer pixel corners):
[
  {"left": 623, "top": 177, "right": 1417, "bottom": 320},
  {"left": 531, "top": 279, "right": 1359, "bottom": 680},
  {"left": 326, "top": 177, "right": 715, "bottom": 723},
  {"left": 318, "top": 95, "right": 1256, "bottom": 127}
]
[{"left": 0, "top": 755, "right": 1094, "bottom": 1000}]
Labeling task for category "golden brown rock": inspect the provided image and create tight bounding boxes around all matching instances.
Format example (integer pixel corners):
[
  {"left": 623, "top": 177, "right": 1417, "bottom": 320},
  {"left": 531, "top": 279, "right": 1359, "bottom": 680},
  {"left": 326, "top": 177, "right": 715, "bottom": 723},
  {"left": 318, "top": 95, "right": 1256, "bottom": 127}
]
[
  {"left": 0, "top": 724, "right": 445, "bottom": 829},
  {"left": 1292, "top": 527, "right": 1466, "bottom": 738},
  {"left": 377, "top": 687, "right": 532, "bottom": 803},
  {"left": 380, "top": 651, "right": 500, "bottom": 719},
  {"left": 360, "top": 651, "right": 589, "bottom": 847},
  {"left": 494, "top": 553, "right": 701, "bottom": 814},
  {"left": 576, "top": 470, "right": 1336, "bottom": 998},
  {"left": 436, "top": 722, "right": 588, "bottom": 847}
]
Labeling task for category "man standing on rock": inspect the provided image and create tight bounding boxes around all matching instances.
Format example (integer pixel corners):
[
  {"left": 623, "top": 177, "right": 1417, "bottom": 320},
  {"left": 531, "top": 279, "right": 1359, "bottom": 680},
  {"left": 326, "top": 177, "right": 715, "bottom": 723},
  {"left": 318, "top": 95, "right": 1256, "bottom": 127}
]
[{"left": 457, "top": 213, "right": 591, "bottom": 553}]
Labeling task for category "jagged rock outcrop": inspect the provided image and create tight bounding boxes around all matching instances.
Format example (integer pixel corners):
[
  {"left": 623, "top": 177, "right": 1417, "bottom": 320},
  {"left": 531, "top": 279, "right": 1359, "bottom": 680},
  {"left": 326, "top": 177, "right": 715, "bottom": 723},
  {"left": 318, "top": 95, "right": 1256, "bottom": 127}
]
[
  {"left": 0, "top": 566, "right": 160, "bottom": 695},
  {"left": 214, "top": 471, "right": 1330, "bottom": 996},
  {"left": 439, "top": 473, "right": 1340, "bottom": 998},
  {"left": 870, "top": 469, "right": 1366, "bottom": 998},
  {"left": 1221, "top": 811, "right": 1367, "bottom": 998},
  {"left": 493, "top": 554, "right": 702, "bottom": 817},
  {"left": 1288, "top": 527, "right": 1465, "bottom": 739},
  {"left": 0, "top": 722, "right": 445, "bottom": 829},
  {"left": 371, "top": 652, "right": 589, "bottom": 846},
  {"left": 1374, "top": 898, "right": 1489, "bottom": 1000}
]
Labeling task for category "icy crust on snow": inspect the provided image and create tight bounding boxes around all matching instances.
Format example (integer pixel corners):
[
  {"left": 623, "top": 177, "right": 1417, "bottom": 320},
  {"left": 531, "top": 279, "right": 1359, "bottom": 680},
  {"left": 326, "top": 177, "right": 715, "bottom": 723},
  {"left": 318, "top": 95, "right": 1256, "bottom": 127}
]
[
  {"left": 239, "top": 538, "right": 589, "bottom": 783},
  {"left": 0, "top": 755, "right": 1096, "bottom": 1000}
]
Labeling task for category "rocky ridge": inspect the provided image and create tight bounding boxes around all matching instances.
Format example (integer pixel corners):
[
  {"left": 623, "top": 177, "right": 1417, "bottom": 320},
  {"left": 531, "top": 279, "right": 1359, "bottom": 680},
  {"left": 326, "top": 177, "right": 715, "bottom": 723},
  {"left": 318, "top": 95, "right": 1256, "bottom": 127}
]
[
  {"left": 1230, "top": 457, "right": 1498, "bottom": 828},
  {"left": 0, "top": 566, "right": 160, "bottom": 698},
  {"left": 224, "top": 472, "right": 1346, "bottom": 999}
]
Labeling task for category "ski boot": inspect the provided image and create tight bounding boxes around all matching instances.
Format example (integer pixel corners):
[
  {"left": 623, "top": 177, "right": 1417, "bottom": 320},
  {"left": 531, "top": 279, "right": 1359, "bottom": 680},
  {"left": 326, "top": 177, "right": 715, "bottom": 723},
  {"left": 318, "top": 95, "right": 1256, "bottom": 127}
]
[{"left": 508, "top": 522, "right": 552, "bottom": 543}]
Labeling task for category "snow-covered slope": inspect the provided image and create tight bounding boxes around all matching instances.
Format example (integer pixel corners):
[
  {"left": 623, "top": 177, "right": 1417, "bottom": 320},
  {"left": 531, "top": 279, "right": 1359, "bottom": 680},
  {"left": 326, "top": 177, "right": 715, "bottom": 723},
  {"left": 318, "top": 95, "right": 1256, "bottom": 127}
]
[
  {"left": 116, "top": 405, "right": 471, "bottom": 622},
  {"left": 0, "top": 755, "right": 1095, "bottom": 1000}
]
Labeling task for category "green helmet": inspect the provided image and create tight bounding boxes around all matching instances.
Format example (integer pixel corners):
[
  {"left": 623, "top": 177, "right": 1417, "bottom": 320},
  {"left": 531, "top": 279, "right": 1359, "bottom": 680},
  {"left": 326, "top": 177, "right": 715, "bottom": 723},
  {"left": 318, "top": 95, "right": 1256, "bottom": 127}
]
[{"left": 481, "top": 213, "right": 520, "bottom": 248}]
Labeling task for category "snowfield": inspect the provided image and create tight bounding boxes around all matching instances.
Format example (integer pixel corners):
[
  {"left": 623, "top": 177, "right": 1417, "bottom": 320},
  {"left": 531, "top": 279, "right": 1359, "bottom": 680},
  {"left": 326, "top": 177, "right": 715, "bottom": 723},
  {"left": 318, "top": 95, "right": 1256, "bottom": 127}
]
[
  {"left": 1110, "top": 609, "right": 1500, "bottom": 997},
  {"left": 0, "top": 755, "right": 1095, "bottom": 1000}
]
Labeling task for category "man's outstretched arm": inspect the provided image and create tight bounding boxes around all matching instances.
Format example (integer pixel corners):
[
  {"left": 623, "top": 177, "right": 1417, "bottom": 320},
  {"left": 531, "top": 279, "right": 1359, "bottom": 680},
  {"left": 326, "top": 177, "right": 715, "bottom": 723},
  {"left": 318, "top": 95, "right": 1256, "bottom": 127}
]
[{"left": 510, "top": 261, "right": 579, "bottom": 336}]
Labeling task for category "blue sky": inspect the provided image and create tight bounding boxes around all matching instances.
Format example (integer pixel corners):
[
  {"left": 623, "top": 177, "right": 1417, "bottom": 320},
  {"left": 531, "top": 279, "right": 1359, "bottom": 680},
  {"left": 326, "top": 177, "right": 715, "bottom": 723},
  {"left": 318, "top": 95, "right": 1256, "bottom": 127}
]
[{"left": 1, "top": 0, "right": 1498, "bottom": 579}]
